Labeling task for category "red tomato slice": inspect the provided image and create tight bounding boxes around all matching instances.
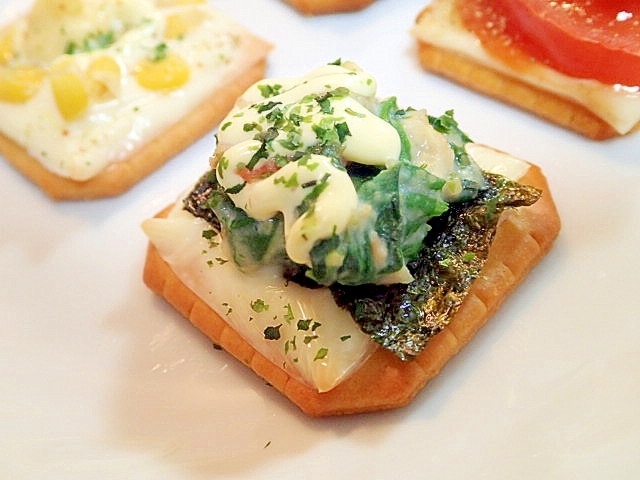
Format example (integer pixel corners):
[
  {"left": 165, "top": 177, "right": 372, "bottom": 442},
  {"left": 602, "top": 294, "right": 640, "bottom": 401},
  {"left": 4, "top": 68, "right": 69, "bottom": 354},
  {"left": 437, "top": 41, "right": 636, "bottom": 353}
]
[{"left": 459, "top": 0, "right": 640, "bottom": 86}]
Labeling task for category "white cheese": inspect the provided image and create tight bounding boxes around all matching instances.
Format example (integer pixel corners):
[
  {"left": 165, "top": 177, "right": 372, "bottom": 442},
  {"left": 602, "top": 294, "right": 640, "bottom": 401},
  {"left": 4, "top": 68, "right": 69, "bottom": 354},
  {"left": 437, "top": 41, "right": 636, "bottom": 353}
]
[
  {"left": 466, "top": 143, "right": 530, "bottom": 180},
  {"left": 411, "top": 0, "right": 640, "bottom": 134},
  {"left": 142, "top": 144, "right": 531, "bottom": 392},
  {"left": 142, "top": 201, "right": 375, "bottom": 393},
  {"left": 0, "top": 1, "right": 271, "bottom": 180}
]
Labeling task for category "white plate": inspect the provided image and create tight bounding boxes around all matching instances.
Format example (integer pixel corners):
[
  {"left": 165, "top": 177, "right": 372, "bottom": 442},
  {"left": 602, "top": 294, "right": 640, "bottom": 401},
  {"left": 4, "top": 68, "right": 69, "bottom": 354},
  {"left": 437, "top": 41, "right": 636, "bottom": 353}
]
[{"left": 1, "top": 1, "right": 639, "bottom": 478}]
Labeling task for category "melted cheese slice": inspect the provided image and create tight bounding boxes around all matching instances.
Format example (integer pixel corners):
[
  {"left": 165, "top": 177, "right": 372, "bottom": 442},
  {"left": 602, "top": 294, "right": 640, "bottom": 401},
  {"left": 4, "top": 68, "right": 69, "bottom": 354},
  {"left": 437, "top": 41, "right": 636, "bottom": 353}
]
[
  {"left": 411, "top": 0, "right": 640, "bottom": 134},
  {"left": 0, "top": 0, "right": 271, "bottom": 180},
  {"left": 142, "top": 143, "right": 530, "bottom": 392},
  {"left": 142, "top": 201, "right": 376, "bottom": 393}
]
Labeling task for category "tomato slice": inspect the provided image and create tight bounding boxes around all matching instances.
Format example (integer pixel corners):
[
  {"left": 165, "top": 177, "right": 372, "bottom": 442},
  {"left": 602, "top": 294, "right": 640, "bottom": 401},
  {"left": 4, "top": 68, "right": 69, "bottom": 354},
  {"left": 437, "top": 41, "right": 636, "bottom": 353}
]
[{"left": 459, "top": 0, "right": 640, "bottom": 86}]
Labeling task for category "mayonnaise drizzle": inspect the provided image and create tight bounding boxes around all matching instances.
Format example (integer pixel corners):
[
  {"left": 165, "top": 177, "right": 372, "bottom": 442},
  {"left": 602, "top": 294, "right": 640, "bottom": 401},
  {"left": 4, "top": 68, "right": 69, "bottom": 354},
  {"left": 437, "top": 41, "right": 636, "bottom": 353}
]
[
  {"left": 0, "top": 1, "right": 270, "bottom": 180},
  {"left": 215, "top": 63, "right": 401, "bottom": 269}
]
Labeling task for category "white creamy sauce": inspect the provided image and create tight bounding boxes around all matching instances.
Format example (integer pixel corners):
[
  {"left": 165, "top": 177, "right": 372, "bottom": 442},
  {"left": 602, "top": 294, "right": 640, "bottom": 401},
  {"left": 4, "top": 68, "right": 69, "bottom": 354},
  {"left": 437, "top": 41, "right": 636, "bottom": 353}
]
[
  {"left": 225, "top": 152, "right": 359, "bottom": 266},
  {"left": 412, "top": 0, "right": 640, "bottom": 134},
  {"left": 143, "top": 142, "right": 530, "bottom": 392},
  {"left": 215, "top": 64, "right": 407, "bottom": 277},
  {"left": 0, "top": 1, "right": 270, "bottom": 180}
]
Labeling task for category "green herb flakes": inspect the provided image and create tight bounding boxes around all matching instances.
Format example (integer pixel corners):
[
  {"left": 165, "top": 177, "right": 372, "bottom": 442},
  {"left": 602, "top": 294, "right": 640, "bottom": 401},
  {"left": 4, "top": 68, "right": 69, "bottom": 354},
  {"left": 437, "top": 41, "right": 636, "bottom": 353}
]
[
  {"left": 263, "top": 324, "right": 282, "bottom": 340},
  {"left": 283, "top": 304, "right": 295, "bottom": 323},
  {"left": 152, "top": 42, "right": 169, "bottom": 62},
  {"left": 297, "top": 319, "right": 312, "bottom": 331},
  {"left": 314, "top": 348, "right": 328, "bottom": 361},
  {"left": 65, "top": 30, "right": 115, "bottom": 55},
  {"left": 251, "top": 299, "right": 270, "bottom": 313}
]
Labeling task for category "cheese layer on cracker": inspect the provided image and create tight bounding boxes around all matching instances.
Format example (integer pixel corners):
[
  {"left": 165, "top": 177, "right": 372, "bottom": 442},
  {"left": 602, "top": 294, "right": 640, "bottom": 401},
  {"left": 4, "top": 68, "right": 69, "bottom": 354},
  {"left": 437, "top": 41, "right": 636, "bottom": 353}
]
[
  {"left": 0, "top": 0, "right": 270, "bottom": 180},
  {"left": 411, "top": 0, "right": 640, "bottom": 135},
  {"left": 143, "top": 62, "right": 534, "bottom": 392}
]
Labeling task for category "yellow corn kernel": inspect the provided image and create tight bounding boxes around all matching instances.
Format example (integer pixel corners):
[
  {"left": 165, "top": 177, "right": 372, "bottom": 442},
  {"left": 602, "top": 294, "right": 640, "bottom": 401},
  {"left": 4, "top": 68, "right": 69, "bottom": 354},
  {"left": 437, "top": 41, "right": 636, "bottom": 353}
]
[
  {"left": 0, "top": 66, "right": 46, "bottom": 103},
  {"left": 135, "top": 53, "right": 190, "bottom": 91},
  {"left": 86, "top": 55, "right": 121, "bottom": 100},
  {"left": 50, "top": 72, "right": 89, "bottom": 120},
  {"left": 0, "top": 26, "right": 15, "bottom": 64}
]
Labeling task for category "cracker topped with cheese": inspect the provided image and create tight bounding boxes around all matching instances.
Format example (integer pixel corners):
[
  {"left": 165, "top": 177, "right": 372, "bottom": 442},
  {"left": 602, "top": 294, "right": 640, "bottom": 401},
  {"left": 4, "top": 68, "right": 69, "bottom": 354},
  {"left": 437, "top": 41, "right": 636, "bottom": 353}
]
[
  {"left": 412, "top": 0, "right": 640, "bottom": 140},
  {"left": 0, "top": 0, "right": 271, "bottom": 199},
  {"left": 142, "top": 61, "right": 561, "bottom": 415}
]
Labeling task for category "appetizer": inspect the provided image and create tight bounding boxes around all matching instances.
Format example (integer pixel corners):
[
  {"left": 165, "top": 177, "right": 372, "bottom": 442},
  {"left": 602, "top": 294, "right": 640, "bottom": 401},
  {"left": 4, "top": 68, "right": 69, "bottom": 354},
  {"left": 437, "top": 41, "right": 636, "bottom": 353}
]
[
  {"left": 283, "top": 0, "right": 377, "bottom": 16},
  {"left": 412, "top": 0, "right": 640, "bottom": 140},
  {"left": 142, "top": 60, "right": 561, "bottom": 416},
  {"left": 0, "top": 0, "right": 271, "bottom": 199}
]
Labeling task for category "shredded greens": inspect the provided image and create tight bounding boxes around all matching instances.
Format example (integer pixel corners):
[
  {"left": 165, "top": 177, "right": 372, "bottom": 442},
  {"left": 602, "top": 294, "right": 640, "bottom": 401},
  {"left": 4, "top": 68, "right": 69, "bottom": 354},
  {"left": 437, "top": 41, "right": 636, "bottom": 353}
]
[
  {"left": 330, "top": 173, "right": 541, "bottom": 360},
  {"left": 184, "top": 103, "right": 540, "bottom": 359}
]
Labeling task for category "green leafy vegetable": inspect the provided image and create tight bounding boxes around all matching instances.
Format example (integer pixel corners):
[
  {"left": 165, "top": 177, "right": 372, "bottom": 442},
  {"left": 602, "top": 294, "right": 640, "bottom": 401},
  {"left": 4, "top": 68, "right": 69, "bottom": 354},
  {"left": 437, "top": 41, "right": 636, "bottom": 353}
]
[{"left": 330, "top": 173, "right": 541, "bottom": 360}]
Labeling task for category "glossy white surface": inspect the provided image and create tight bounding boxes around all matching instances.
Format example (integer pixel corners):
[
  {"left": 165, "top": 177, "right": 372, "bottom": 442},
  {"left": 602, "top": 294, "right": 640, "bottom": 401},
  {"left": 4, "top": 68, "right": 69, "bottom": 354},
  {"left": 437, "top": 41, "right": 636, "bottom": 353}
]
[{"left": 1, "top": 1, "right": 639, "bottom": 478}]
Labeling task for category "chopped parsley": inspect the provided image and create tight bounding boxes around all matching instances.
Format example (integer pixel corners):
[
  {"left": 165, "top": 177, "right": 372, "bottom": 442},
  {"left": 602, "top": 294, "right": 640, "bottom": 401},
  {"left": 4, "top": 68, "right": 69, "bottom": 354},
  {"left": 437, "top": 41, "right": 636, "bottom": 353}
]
[
  {"left": 258, "top": 83, "right": 283, "bottom": 98},
  {"left": 251, "top": 299, "right": 270, "bottom": 313},
  {"left": 283, "top": 304, "right": 295, "bottom": 323},
  {"left": 263, "top": 324, "right": 282, "bottom": 340},
  {"left": 65, "top": 30, "right": 115, "bottom": 55},
  {"left": 152, "top": 42, "right": 169, "bottom": 62},
  {"left": 314, "top": 348, "right": 328, "bottom": 361}
]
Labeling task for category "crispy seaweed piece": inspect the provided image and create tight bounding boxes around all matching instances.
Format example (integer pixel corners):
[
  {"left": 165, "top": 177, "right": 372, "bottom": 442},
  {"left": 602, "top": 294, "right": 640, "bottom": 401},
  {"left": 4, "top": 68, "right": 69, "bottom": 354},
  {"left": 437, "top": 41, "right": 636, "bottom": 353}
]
[
  {"left": 183, "top": 170, "right": 221, "bottom": 229},
  {"left": 184, "top": 168, "right": 541, "bottom": 361},
  {"left": 330, "top": 173, "right": 541, "bottom": 360}
]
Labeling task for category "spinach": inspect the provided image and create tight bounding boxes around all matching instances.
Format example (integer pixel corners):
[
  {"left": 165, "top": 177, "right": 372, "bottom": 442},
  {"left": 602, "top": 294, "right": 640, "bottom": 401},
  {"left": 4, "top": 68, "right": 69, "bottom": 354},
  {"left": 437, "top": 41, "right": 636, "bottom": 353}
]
[
  {"left": 306, "top": 162, "right": 449, "bottom": 285},
  {"left": 184, "top": 172, "right": 287, "bottom": 268},
  {"left": 330, "top": 173, "right": 542, "bottom": 360},
  {"left": 429, "top": 110, "right": 484, "bottom": 201}
]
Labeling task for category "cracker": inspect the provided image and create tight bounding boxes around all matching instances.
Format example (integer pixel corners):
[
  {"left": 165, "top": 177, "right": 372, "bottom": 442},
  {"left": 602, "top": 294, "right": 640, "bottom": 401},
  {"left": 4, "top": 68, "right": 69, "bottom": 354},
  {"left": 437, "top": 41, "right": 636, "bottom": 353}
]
[
  {"left": 415, "top": 39, "right": 639, "bottom": 140},
  {"left": 143, "top": 159, "right": 560, "bottom": 417},
  {"left": 0, "top": 59, "right": 268, "bottom": 200},
  {"left": 283, "top": 0, "right": 377, "bottom": 15}
]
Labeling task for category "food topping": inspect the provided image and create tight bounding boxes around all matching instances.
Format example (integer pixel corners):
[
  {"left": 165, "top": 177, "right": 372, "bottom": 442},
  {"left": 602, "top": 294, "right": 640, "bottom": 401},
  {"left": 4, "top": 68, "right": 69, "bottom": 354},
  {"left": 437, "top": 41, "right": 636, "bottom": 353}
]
[
  {"left": 206, "top": 61, "right": 486, "bottom": 287},
  {"left": 458, "top": 0, "right": 640, "bottom": 86},
  {"left": 0, "top": 0, "right": 270, "bottom": 180}
]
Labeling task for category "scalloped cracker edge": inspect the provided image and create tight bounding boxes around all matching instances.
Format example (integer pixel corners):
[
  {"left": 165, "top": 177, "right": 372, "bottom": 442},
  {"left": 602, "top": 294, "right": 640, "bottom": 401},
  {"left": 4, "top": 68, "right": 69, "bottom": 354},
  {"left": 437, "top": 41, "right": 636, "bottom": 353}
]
[
  {"left": 143, "top": 160, "right": 560, "bottom": 416},
  {"left": 283, "top": 0, "right": 377, "bottom": 15}
]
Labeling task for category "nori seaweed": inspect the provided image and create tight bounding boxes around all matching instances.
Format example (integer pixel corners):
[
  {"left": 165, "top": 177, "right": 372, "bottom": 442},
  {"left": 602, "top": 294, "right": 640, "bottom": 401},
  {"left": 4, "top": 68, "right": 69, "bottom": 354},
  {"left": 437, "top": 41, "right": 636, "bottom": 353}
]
[
  {"left": 184, "top": 170, "right": 541, "bottom": 361},
  {"left": 329, "top": 173, "right": 541, "bottom": 360}
]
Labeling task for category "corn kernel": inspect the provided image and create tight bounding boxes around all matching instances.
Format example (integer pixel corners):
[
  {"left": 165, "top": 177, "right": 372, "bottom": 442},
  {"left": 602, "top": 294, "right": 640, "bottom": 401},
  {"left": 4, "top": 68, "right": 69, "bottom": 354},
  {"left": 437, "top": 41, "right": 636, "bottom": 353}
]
[
  {"left": 135, "top": 53, "right": 190, "bottom": 91},
  {"left": 0, "top": 66, "right": 46, "bottom": 103},
  {"left": 86, "top": 55, "right": 121, "bottom": 100},
  {"left": 50, "top": 72, "right": 89, "bottom": 120},
  {"left": 0, "top": 26, "right": 15, "bottom": 64}
]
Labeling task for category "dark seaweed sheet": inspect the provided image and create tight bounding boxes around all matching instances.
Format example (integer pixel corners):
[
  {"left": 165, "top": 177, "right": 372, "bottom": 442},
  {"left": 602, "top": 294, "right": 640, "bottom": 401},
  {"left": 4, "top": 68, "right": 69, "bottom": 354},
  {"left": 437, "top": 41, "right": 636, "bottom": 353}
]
[
  {"left": 330, "top": 173, "right": 541, "bottom": 360},
  {"left": 184, "top": 169, "right": 541, "bottom": 361}
]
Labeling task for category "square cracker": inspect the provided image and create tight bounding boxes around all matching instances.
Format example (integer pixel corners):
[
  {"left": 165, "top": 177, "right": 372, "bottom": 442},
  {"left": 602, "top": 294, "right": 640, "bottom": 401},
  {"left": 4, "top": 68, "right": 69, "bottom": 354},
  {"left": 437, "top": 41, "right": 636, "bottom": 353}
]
[{"left": 143, "top": 159, "right": 560, "bottom": 417}]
